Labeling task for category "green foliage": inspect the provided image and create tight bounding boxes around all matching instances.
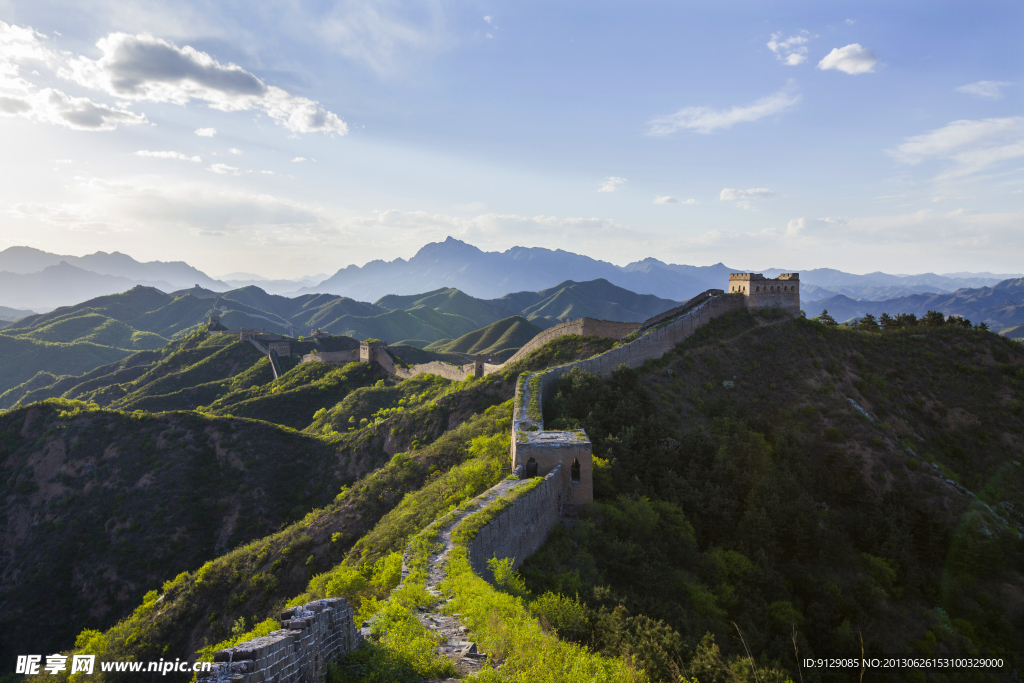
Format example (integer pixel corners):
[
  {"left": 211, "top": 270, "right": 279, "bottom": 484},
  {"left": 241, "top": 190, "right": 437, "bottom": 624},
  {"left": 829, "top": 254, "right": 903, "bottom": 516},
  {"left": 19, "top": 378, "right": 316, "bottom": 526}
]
[
  {"left": 530, "top": 591, "right": 590, "bottom": 641},
  {"left": 0, "top": 333, "right": 135, "bottom": 395},
  {"left": 196, "top": 617, "right": 282, "bottom": 664},
  {"left": 326, "top": 599, "right": 457, "bottom": 683},
  {"left": 439, "top": 548, "right": 648, "bottom": 683},
  {"left": 521, "top": 311, "right": 1024, "bottom": 679}
]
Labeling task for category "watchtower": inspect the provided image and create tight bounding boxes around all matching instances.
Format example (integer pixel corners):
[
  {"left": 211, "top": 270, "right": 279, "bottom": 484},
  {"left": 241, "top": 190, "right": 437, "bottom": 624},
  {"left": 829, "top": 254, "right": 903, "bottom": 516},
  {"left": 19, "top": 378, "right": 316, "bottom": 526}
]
[
  {"left": 359, "top": 339, "right": 387, "bottom": 364},
  {"left": 728, "top": 272, "right": 800, "bottom": 315}
]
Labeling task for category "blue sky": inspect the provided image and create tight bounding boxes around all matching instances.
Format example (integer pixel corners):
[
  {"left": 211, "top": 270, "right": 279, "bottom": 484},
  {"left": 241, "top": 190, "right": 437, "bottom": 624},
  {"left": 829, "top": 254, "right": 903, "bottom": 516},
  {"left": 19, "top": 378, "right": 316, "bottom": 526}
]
[{"left": 0, "top": 0, "right": 1021, "bottom": 278}]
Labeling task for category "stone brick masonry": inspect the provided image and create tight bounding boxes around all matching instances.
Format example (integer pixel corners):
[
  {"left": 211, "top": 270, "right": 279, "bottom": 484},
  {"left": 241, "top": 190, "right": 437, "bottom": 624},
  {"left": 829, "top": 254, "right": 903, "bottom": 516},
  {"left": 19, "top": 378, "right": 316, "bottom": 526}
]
[
  {"left": 196, "top": 597, "right": 360, "bottom": 683},
  {"left": 467, "top": 466, "right": 564, "bottom": 581}
]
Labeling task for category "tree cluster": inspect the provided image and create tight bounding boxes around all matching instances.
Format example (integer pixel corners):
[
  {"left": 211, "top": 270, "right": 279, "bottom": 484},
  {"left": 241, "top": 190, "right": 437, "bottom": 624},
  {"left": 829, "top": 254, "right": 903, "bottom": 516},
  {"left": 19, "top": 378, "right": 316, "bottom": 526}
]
[{"left": 814, "top": 309, "right": 989, "bottom": 332}]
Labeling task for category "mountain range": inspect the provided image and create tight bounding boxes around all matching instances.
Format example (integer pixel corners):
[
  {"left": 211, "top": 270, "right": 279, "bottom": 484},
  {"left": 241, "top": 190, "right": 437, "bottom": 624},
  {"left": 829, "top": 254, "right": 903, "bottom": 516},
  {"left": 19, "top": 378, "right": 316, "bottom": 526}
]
[
  {"left": 804, "top": 278, "right": 1024, "bottom": 335},
  {"left": 0, "top": 278, "right": 678, "bottom": 394},
  {"left": 2, "top": 240, "right": 1019, "bottom": 312}
]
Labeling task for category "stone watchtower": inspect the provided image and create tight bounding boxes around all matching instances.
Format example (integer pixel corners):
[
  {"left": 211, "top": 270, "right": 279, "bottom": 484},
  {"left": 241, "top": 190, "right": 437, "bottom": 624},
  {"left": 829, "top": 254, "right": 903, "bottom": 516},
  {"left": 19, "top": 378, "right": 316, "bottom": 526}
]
[
  {"left": 728, "top": 272, "right": 800, "bottom": 315},
  {"left": 359, "top": 339, "right": 387, "bottom": 363}
]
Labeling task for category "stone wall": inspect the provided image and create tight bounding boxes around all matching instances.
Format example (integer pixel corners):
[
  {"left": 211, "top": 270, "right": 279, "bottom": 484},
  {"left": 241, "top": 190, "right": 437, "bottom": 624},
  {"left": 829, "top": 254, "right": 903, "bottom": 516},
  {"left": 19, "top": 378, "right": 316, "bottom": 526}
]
[
  {"left": 467, "top": 466, "right": 563, "bottom": 581},
  {"left": 499, "top": 317, "right": 642, "bottom": 367},
  {"left": 393, "top": 359, "right": 474, "bottom": 382},
  {"left": 510, "top": 294, "right": 744, "bottom": 507},
  {"left": 300, "top": 350, "right": 360, "bottom": 366},
  {"left": 196, "top": 597, "right": 360, "bottom": 683},
  {"left": 638, "top": 289, "right": 723, "bottom": 330}
]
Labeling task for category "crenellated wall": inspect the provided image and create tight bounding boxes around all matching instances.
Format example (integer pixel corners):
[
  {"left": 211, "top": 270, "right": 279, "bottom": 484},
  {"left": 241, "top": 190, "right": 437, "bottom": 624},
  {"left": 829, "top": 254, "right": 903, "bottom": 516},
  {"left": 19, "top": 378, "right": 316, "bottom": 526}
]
[{"left": 196, "top": 597, "right": 360, "bottom": 683}]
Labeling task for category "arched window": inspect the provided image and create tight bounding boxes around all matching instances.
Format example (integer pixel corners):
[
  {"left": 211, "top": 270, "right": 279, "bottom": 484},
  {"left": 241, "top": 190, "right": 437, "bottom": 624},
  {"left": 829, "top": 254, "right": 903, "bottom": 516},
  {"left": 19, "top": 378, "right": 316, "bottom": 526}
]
[{"left": 571, "top": 457, "right": 581, "bottom": 483}]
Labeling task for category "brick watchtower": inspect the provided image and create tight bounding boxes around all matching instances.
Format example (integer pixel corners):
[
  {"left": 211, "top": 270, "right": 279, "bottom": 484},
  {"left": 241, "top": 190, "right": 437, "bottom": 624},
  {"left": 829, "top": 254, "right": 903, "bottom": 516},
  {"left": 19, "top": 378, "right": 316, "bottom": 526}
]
[
  {"left": 359, "top": 339, "right": 387, "bottom": 363},
  {"left": 728, "top": 272, "right": 800, "bottom": 315}
]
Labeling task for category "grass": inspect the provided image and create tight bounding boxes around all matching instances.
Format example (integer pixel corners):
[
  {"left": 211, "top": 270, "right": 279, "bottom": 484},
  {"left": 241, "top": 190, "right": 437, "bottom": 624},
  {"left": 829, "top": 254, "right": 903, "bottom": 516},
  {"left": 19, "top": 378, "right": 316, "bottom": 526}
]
[{"left": 438, "top": 547, "right": 649, "bottom": 683}]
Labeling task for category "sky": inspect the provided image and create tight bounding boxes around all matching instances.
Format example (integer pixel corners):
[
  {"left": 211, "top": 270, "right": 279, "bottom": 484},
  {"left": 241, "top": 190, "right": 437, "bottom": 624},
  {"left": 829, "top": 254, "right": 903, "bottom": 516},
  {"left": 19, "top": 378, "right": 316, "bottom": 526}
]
[{"left": 0, "top": 0, "right": 1022, "bottom": 279}]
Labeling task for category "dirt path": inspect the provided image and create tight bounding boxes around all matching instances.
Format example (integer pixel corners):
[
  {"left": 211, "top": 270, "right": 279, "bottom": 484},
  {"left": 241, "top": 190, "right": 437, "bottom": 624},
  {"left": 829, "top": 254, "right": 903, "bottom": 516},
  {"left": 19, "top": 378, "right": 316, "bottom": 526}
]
[{"left": 409, "top": 476, "right": 529, "bottom": 682}]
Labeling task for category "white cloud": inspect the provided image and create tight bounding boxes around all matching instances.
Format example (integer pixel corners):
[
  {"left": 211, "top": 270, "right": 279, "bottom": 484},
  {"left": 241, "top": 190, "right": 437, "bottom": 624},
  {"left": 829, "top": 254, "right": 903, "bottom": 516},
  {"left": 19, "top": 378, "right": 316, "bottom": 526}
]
[
  {"left": 598, "top": 177, "right": 627, "bottom": 193},
  {"left": 260, "top": 170, "right": 275, "bottom": 175},
  {"left": 955, "top": 80, "right": 1011, "bottom": 100},
  {"left": 887, "top": 117, "right": 1024, "bottom": 178},
  {"left": 653, "top": 196, "right": 698, "bottom": 205},
  {"left": 0, "top": 88, "right": 147, "bottom": 130},
  {"left": 719, "top": 188, "right": 774, "bottom": 201},
  {"left": 229, "top": 148, "right": 242, "bottom": 155},
  {"left": 0, "top": 22, "right": 146, "bottom": 132},
  {"left": 845, "top": 19, "right": 856, "bottom": 25},
  {"left": 483, "top": 16, "right": 493, "bottom": 24},
  {"left": 767, "top": 32, "right": 809, "bottom": 66},
  {"left": 63, "top": 32, "right": 347, "bottom": 134},
  {"left": 0, "top": 21, "right": 60, "bottom": 92},
  {"left": 136, "top": 150, "right": 202, "bottom": 162},
  {"left": 648, "top": 84, "right": 799, "bottom": 135},
  {"left": 786, "top": 216, "right": 848, "bottom": 237},
  {"left": 210, "top": 163, "right": 240, "bottom": 175},
  {"left": 818, "top": 44, "right": 878, "bottom": 75},
  {"left": 195, "top": 127, "right": 217, "bottom": 137},
  {"left": 292, "top": 157, "right": 308, "bottom": 162}
]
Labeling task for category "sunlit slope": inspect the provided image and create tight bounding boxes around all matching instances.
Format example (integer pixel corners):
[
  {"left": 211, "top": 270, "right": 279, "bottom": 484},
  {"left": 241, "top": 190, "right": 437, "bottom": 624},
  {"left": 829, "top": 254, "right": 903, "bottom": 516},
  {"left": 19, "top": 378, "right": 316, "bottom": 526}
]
[{"left": 424, "top": 315, "right": 543, "bottom": 358}]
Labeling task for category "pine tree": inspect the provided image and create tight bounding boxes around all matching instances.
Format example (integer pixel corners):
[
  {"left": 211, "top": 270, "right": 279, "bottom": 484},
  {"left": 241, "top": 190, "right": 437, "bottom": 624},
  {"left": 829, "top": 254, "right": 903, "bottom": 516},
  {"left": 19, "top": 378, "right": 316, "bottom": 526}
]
[
  {"left": 818, "top": 309, "right": 837, "bottom": 326},
  {"left": 922, "top": 310, "right": 946, "bottom": 327},
  {"left": 896, "top": 313, "right": 918, "bottom": 327},
  {"left": 879, "top": 312, "right": 898, "bottom": 331},
  {"left": 858, "top": 313, "right": 880, "bottom": 333},
  {"left": 976, "top": 321, "right": 989, "bottom": 331}
]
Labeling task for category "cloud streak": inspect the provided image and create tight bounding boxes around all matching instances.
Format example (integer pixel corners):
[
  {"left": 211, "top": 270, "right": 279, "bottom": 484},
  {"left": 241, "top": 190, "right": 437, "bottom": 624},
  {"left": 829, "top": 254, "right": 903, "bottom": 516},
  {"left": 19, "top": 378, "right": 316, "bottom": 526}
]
[
  {"left": 653, "top": 196, "right": 698, "bottom": 205},
  {"left": 136, "top": 150, "right": 202, "bottom": 162},
  {"left": 955, "top": 80, "right": 1010, "bottom": 100},
  {"left": 887, "top": 117, "right": 1024, "bottom": 178},
  {"left": 647, "top": 85, "right": 799, "bottom": 135}
]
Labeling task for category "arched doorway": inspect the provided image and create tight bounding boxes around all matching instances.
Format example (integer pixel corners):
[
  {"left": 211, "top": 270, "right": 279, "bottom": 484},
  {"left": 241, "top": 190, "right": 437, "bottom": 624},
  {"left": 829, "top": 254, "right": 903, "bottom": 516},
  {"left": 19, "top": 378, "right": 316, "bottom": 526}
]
[{"left": 524, "top": 457, "right": 538, "bottom": 478}]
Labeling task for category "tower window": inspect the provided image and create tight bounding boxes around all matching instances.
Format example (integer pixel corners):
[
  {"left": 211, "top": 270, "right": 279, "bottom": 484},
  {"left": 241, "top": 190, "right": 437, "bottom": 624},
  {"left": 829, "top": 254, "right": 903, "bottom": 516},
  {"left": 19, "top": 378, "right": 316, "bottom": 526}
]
[{"left": 571, "top": 458, "right": 580, "bottom": 483}]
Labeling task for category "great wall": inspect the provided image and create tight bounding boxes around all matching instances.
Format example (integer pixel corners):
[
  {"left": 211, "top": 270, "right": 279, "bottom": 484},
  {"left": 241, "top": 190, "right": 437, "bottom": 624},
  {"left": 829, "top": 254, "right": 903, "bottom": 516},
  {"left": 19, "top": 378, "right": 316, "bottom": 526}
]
[{"left": 197, "top": 273, "right": 799, "bottom": 681}]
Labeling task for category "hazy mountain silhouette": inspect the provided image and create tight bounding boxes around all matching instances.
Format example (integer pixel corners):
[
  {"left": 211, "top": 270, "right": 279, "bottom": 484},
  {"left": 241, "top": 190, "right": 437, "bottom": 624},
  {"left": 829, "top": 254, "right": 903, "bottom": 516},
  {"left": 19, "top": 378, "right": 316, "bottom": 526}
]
[{"left": 0, "top": 246, "right": 225, "bottom": 290}]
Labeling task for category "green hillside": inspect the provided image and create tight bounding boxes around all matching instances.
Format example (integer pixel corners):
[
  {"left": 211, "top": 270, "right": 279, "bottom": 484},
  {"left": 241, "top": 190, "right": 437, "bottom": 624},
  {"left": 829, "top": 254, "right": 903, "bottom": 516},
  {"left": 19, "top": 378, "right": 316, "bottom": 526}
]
[
  {"left": 523, "top": 312, "right": 1024, "bottom": 678},
  {"left": 16, "top": 311, "right": 168, "bottom": 349},
  {"left": 0, "top": 401, "right": 350, "bottom": 663},
  {"left": 14, "top": 334, "right": 611, "bottom": 681},
  {"left": 520, "top": 278, "right": 680, "bottom": 326},
  {"left": 26, "top": 311, "right": 1024, "bottom": 683},
  {"left": 0, "top": 335, "right": 134, "bottom": 394},
  {"left": 376, "top": 280, "right": 681, "bottom": 331},
  {"left": 425, "top": 315, "right": 543, "bottom": 358}
]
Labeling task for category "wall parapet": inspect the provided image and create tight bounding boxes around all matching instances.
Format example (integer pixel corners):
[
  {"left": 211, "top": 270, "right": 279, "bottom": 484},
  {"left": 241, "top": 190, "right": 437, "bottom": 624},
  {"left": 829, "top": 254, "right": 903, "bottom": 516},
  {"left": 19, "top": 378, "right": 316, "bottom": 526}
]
[
  {"left": 466, "top": 466, "right": 563, "bottom": 581},
  {"left": 196, "top": 597, "right": 360, "bottom": 683}
]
